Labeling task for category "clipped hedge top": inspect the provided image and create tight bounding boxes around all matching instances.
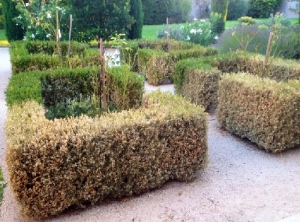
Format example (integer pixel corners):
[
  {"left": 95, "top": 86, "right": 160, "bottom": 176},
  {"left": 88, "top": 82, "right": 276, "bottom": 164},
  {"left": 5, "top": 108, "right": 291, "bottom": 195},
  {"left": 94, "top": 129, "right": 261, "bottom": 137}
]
[
  {"left": 6, "top": 91, "right": 207, "bottom": 149},
  {"left": 222, "top": 73, "right": 300, "bottom": 95}
]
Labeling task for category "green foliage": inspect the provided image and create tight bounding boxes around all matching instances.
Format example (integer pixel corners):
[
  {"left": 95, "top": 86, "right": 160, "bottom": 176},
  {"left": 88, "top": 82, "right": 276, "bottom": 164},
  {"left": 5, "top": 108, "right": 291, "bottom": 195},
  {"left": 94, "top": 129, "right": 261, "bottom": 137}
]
[
  {"left": 128, "top": 0, "right": 144, "bottom": 39},
  {"left": 1, "top": 0, "right": 25, "bottom": 41},
  {"left": 0, "top": 168, "right": 6, "bottom": 207},
  {"left": 142, "top": 0, "right": 191, "bottom": 25},
  {"left": 227, "top": 0, "right": 248, "bottom": 20},
  {"left": 45, "top": 95, "right": 101, "bottom": 119},
  {"left": 0, "top": 3, "right": 3, "bottom": 29},
  {"left": 217, "top": 73, "right": 300, "bottom": 153},
  {"left": 6, "top": 92, "right": 208, "bottom": 219},
  {"left": 210, "top": 0, "right": 229, "bottom": 34},
  {"left": 216, "top": 22, "right": 300, "bottom": 59},
  {"left": 157, "top": 19, "right": 218, "bottom": 46},
  {"left": 247, "top": 0, "right": 282, "bottom": 18},
  {"left": 68, "top": 0, "right": 133, "bottom": 42},
  {"left": 238, "top": 16, "right": 257, "bottom": 25},
  {"left": 13, "top": 0, "right": 68, "bottom": 40}
]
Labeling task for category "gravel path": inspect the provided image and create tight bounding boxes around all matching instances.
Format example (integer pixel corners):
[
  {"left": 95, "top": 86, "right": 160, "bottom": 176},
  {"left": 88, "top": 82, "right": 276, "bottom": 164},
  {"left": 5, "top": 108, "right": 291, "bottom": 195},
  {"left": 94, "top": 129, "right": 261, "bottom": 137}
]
[{"left": 1, "top": 47, "right": 300, "bottom": 222}]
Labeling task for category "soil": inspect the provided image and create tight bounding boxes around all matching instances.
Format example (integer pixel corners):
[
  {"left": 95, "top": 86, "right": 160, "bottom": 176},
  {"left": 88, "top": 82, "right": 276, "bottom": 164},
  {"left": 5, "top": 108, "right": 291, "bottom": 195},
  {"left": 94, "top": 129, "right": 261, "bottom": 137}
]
[{"left": 1, "top": 47, "right": 300, "bottom": 222}]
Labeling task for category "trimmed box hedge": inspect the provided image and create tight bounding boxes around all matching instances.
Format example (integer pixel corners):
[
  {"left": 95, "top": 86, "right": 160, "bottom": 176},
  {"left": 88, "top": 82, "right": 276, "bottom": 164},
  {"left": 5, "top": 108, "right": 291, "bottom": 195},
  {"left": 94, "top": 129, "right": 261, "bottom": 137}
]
[
  {"left": 10, "top": 41, "right": 92, "bottom": 75},
  {"left": 5, "top": 91, "right": 208, "bottom": 219},
  {"left": 138, "top": 46, "right": 217, "bottom": 86},
  {"left": 217, "top": 73, "right": 300, "bottom": 153},
  {"left": 174, "top": 52, "right": 300, "bottom": 112}
]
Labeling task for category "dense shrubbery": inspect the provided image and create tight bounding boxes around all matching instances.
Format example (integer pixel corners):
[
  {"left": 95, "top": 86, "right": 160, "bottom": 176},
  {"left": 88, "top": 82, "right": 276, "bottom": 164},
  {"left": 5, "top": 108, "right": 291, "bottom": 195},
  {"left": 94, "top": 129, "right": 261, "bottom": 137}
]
[
  {"left": 217, "top": 73, "right": 300, "bottom": 153},
  {"left": 157, "top": 19, "right": 218, "bottom": 46},
  {"left": 247, "top": 0, "right": 282, "bottom": 18},
  {"left": 227, "top": 0, "right": 248, "bottom": 20},
  {"left": 215, "top": 13, "right": 300, "bottom": 60},
  {"left": 5, "top": 91, "right": 208, "bottom": 219}
]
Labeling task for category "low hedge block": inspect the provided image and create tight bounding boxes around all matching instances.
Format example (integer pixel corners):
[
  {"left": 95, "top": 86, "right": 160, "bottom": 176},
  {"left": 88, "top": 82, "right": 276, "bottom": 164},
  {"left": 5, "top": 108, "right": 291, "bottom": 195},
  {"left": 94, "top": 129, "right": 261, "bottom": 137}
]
[
  {"left": 5, "top": 92, "right": 208, "bottom": 219},
  {"left": 217, "top": 73, "right": 300, "bottom": 153},
  {"left": 138, "top": 46, "right": 217, "bottom": 86}
]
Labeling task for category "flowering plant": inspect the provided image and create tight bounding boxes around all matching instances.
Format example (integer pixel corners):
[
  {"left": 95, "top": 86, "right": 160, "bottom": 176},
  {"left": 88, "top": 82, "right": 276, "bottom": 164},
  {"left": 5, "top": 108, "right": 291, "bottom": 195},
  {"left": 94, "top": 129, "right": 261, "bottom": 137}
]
[
  {"left": 181, "top": 18, "right": 217, "bottom": 46},
  {"left": 13, "top": 0, "right": 67, "bottom": 40}
]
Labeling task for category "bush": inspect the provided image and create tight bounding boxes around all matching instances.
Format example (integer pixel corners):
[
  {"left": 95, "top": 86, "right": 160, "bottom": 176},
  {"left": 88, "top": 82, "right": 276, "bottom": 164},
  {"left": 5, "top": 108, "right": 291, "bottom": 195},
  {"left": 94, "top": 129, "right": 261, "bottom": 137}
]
[
  {"left": 5, "top": 91, "right": 208, "bottom": 219},
  {"left": 247, "top": 0, "right": 282, "bottom": 18},
  {"left": 227, "top": 0, "right": 248, "bottom": 20},
  {"left": 1, "top": 0, "right": 25, "bottom": 41},
  {"left": 217, "top": 73, "right": 300, "bottom": 152},
  {"left": 210, "top": 0, "right": 229, "bottom": 34},
  {"left": 174, "top": 58, "right": 221, "bottom": 111},
  {"left": 216, "top": 24, "right": 300, "bottom": 60},
  {"left": 138, "top": 46, "right": 218, "bottom": 85},
  {"left": 238, "top": 16, "right": 257, "bottom": 25},
  {"left": 157, "top": 19, "right": 218, "bottom": 46}
]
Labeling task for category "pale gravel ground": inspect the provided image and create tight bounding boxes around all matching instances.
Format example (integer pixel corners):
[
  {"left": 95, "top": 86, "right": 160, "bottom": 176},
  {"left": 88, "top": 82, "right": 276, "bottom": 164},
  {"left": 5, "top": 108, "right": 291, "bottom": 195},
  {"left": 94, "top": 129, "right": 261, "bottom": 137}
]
[{"left": 1, "top": 47, "right": 300, "bottom": 222}]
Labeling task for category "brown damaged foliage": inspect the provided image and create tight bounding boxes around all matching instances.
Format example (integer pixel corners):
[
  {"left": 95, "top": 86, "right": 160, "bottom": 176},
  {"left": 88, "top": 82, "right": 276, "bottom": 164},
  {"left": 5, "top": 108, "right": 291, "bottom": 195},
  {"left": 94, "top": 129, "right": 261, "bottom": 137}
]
[
  {"left": 217, "top": 73, "right": 300, "bottom": 153},
  {"left": 5, "top": 91, "right": 208, "bottom": 219},
  {"left": 181, "top": 69, "right": 221, "bottom": 111}
]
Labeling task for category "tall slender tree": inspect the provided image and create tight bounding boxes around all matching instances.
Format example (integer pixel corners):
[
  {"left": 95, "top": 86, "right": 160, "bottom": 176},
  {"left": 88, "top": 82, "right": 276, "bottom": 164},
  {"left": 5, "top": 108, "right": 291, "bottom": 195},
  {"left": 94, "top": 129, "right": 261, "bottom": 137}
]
[
  {"left": 128, "top": 0, "right": 143, "bottom": 39},
  {"left": 211, "top": 0, "right": 229, "bottom": 34},
  {"left": 1, "top": 0, "right": 25, "bottom": 41}
]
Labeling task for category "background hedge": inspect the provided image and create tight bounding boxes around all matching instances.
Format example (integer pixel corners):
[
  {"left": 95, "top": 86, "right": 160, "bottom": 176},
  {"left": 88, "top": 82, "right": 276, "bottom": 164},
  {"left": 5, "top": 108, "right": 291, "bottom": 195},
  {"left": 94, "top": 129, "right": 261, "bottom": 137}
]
[{"left": 5, "top": 91, "right": 208, "bottom": 219}]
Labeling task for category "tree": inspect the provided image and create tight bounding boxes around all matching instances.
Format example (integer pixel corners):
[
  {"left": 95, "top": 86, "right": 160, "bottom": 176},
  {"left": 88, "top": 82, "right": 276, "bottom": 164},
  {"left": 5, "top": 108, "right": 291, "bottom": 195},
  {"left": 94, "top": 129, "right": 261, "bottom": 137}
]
[
  {"left": 68, "top": 0, "right": 133, "bottom": 42},
  {"left": 247, "top": 0, "right": 282, "bottom": 18},
  {"left": 227, "top": 0, "right": 248, "bottom": 20},
  {"left": 128, "top": 0, "right": 143, "bottom": 39},
  {"left": 1, "top": 0, "right": 25, "bottom": 41},
  {"left": 211, "top": 0, "right": 229, "bottom": 34},
  {"left": 0, "top": 3, "right": 3, "bottom": 29}
]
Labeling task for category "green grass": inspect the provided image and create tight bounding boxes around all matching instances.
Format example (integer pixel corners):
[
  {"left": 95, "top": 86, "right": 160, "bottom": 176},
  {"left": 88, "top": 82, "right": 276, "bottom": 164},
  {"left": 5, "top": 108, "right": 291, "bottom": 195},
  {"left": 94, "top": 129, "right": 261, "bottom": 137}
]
[{"left": 0, "top": 29, "right": 9, "bottom": 47}]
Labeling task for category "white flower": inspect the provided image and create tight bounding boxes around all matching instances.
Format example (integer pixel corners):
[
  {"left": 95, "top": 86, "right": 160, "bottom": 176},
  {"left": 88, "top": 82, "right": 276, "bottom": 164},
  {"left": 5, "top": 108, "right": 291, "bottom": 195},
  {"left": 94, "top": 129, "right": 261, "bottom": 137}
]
[
  {"left": 197, "top": 29, "right": 202, "bottom": 33},
  {"left": 214, "top": 36, "right": 218, "bottom": 40},
  {"left": 200, "top": 19, "right": 206, "bottom": 22},
  {"left": 31, "top": 34, "right": 35, "bottom": 39},
  {"left": 25, "top": 3, "right": 29, "bottom": 7},
  {"left": 186, "top": 36, "right": 190, "bottom": 41},
  {"left": 28, "top": 26, "right": 31, "bottom": 29},
  {"left": 17, "top": 15, "right": 22, "bottom": 19},
  {"left": 190, "top": 29, "right": 196, "bottom": 34},
  {"left": 23, "top": 36, "right": 27, "bottom": 40},
  {"left": 46, "top": 12, "right": 51, "bottom": 19},
  {"left": 180, "top": 26, "right": 184, "bottom": 30},
  {"left": 193, "top": 18, "right": 197, "bottom": 21},
  {"left": 46, "top": 34, "right": 51, "bottom": 38}
]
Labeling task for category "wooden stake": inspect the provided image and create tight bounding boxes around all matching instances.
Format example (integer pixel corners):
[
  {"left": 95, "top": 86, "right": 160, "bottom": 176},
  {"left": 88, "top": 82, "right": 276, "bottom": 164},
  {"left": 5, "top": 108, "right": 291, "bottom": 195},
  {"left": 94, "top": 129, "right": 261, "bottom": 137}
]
[
  {"left": 265, "top": 32, "right": 273, "bottom": 66},
  {"left": 99, "top": 38, "right": 108, "bottom": 111},
  {"left": 68, "top": 15, "right": 73, "bottom": 58},
  {"left": 166, "top": 17, "right": 170, "bottom": 52}
]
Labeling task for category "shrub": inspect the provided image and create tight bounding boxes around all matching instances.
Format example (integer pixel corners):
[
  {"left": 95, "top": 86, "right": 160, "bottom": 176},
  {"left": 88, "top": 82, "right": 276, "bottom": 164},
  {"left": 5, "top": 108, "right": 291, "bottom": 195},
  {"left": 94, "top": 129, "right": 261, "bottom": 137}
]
[
  {"left": 5, "top": 91, "right": 208, "bottom": 219},
  {"left": 1, "top": 0, "right": 25, "bottom": 42},
  {"left": 216, "top": 24, "right": 300, "bottom": 60},
  {"left": 174, "top": 58, "right": 221, "bottom": 111},
  {"left": 138, "top": 46, "right": 218, "bottom": 85},
  {"left": 247, "top": 0, "right": 282, "bottom": 18},
  {"left": 157, "top": 19, "right": 218, "bottom": 46},
  {"left": 238, "top": 16, "right": 257, "bottom": 25},
  {"left": 210, "top": 0, "right": 229, "bottom": 34},
  {"left": 128, "top": 0, "right": 144, "bottom": 39},
  {"left": 227, "top": 0, "right": 248, "bottom": 20},
  {"left": 217, "top": 73, "right": 300, "bottom": 152}
]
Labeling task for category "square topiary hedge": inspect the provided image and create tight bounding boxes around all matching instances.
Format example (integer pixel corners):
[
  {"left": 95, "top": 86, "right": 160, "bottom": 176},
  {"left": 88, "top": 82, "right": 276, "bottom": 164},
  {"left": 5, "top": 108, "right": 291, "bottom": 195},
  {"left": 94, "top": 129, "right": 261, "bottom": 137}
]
[
  {"left": 5, "top": 91, "right": 208, "bottom": 219},
  {"left": 217, "top": 73, "right": 300, "bottom": 153}
]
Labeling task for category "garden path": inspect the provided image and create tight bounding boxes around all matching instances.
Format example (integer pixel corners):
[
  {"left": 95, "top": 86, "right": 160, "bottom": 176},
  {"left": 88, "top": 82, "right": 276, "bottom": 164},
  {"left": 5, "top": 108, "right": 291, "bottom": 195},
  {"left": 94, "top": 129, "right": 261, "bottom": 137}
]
[{"left": 0, "top": 47, "right": 300, "bottom": 222}]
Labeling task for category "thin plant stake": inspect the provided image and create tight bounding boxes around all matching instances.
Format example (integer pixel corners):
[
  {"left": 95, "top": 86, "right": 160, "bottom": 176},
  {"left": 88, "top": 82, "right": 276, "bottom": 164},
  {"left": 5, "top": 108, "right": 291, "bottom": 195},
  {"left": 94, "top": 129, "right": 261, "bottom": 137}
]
[
  {"left": 99, "top": 38, "right": 108, "bottom": 111},
  {"left": 166, "top": 17, "right": 170, "bottom": 52},
  {"left": 68, "top": 15, "right": 73, "bottom": 58},
  {"left": 265, "top": 32, "right": 273, "bottom": 66}
]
